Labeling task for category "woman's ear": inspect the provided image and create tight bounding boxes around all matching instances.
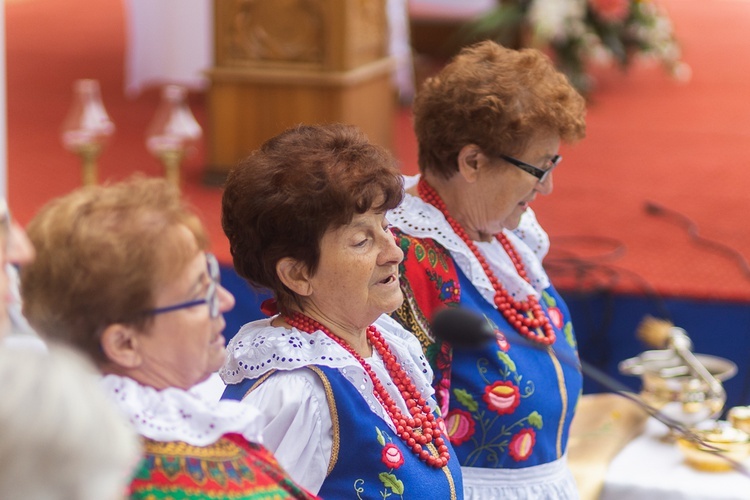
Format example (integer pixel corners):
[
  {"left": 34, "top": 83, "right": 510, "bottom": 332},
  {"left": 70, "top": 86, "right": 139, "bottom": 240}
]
[
  {"left": 276, "top": 257, "right": 313, "bottom": 297},
  {"left": 100, "top": 323, "right": 142, "bottom": 369},
  {"left": 457, "top": 144, "right": 489, "bottom": 183}
]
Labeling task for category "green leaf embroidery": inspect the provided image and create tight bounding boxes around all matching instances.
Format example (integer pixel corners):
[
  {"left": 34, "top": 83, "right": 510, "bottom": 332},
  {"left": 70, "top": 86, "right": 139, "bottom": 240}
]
[
  {"left": 376, "top": 427, "right": 386, "bottom": 446},
  {"left": 497, "top": 351, "right": 516, "bottom": 372},
  {"left": 414, "top": 244, "right": 426, "bottom": 262},
  {"left": 428, "top": 248, "right": 438, "bottom": 268},
  {"left": 528, "top": 411, "right": 543, "bottom": 429},
  {"left": 564, "top": 322, "right": 576, "bottom": 348},
  {"left": 541, "top": 290, "right": 556, "bottom": 307},
  {"left": 453, "top": 388, "right": 478, "bottom": 412},
  {"left": 379, "top": 472, "right": 405, "bottom": 495}
]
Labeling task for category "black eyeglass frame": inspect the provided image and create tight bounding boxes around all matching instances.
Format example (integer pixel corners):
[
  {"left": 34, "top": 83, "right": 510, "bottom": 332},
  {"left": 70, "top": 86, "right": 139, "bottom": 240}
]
[
  {"left": 140, "top": 252, "right": 221, "bottom": 319},
  {"left": 499, "top": 154, "right": 562, "bottom": 183}
]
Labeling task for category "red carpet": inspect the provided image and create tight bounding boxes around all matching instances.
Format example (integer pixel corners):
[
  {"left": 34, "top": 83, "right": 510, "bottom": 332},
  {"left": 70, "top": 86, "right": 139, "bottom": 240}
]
[{"left": 7, "top": 0, "right": 750, "bottom": 302}]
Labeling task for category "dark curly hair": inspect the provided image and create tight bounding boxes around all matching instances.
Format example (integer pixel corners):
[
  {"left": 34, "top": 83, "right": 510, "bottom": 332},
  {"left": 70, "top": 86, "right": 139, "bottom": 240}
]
[{"left": 222, "top": 123, "right": 404, "bottom": 315}]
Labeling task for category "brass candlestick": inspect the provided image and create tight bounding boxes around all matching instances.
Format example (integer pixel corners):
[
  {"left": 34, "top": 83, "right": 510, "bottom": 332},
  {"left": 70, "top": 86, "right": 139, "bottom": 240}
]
[
  {"left": 60, "top": 79, "right": 114, "bottom": 185},
  {"left": 146, "top": 85, "right": 202, "bottom": 187}
]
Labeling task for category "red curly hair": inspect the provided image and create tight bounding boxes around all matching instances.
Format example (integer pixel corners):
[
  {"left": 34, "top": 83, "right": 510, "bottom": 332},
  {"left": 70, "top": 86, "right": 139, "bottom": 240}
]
[{"left": 414, "top": 41, "right": 586, "bottom": 179}]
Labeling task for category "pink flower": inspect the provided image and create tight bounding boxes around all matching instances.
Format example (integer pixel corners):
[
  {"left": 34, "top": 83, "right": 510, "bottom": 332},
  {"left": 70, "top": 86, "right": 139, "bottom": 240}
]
[
  {"left": 444, "top": 409, "right": 476, "bottom": 446},
  {"left": 495, "top": 330, "right": 509, "bottom": 352},
  {"left": 482, "top": 381, "right": 521, "bottom": 415},
  {"left": 436, "top": 381, "right": 451, "bottom": 416},
  {"left": 381, "top": 443, "right": 404, "bottom": 469},
  {"left": 589, "top": 0, "right": 630, "bottom": 23},
  {"left": 547, "top": 307, "right": 564, "bottom": 330},
  {"left": 509, "top": 428, "right": 536, "bottom": 462}
]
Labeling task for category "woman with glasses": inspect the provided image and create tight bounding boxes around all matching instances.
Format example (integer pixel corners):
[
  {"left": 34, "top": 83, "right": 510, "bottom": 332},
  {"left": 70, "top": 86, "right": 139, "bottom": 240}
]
[
  {"left": 220, "top": 124, "right": 463, "bottom": 499},
  {"left": 388, "top": 41, "right": 587, "bottom": 498},
  {"left": 20, "top": 177, "right": 317, "bottom": 500}
]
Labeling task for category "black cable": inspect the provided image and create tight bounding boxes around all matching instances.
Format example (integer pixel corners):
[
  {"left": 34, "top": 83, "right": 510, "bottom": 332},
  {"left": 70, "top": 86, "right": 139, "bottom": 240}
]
[
  {"left": 645, "top": 200, "right": 750, "bottom": 279},
  {"left": 546, "top": 234, "right": 672, "bottom": 320}
]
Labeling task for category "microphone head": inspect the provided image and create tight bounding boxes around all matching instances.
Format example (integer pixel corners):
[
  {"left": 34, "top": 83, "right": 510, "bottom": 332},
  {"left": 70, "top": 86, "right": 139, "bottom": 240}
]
[{"left": 431, "top": 307, "right": 496, "bottom": 348}]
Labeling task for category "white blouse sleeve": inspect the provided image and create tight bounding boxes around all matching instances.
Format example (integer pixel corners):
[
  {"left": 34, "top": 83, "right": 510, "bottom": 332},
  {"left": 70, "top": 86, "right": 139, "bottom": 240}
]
[{"left": 241, "top": 369, "right": 332, "bottom": 494}]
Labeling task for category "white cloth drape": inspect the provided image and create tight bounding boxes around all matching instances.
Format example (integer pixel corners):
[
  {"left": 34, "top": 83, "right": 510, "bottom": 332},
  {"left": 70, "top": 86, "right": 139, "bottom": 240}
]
[{"left": 123, "top": 0, "right": 213, "bottom": 96}]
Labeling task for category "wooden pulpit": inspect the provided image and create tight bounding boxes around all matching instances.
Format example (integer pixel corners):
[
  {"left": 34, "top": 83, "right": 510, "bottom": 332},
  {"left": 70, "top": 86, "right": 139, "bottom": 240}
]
[{"left": 206, "top": 0, "right": 396, "bottom": 180}]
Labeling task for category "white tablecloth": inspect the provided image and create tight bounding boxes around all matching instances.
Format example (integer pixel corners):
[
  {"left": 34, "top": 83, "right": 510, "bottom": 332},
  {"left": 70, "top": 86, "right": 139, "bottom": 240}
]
[{"left": 602, "top": 418, "right": 750, "bottom": 499}]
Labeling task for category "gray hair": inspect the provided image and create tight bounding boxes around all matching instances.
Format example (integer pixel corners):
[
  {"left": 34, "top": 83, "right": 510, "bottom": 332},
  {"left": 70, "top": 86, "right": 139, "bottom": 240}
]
[{"left": 0, "top": 344, "right": 140, "bottom": 499}]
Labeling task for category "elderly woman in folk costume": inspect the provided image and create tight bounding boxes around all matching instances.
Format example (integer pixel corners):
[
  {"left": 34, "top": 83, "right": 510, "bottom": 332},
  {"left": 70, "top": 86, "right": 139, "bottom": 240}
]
[
  {"left": 20, "top": 177, "right": 317, "bottom": 500},
  {"left": 220, "top": 123, "right": 463, "bottom": 499},
  {"left": 388, "top": 41, "right": 587, "bottom": 498},
  {"left": 0, "top": 198, "right": 139, "bottom": 500}
]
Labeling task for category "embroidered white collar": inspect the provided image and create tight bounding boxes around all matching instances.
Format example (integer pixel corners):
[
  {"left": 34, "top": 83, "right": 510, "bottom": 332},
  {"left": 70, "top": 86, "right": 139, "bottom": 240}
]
[
  {"left": 387, "top": 174, "right": 551, "bottom": 305},
  {"left": 100, "top": 374, "right": 265, "bottom": 447},
  {"left": 220, "top": 314, "right": 435, "bottom": 412}
]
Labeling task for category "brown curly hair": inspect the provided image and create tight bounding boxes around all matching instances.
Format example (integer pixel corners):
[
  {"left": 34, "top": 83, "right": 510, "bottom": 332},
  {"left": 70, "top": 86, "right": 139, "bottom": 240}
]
[
  {"left": 222, "top": 123, "right": 404, "bottom": 315},
  {"left": 414, "top": 41, "right": 587, "bottom": 179},
  {"left": 20, "top": 176, "right": 207, "bottom": 364}
]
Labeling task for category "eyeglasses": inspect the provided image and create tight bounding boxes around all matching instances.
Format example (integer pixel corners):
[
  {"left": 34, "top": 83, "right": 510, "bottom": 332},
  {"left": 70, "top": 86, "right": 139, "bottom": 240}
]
[
  {"left": 142, "top": 252, "right": 221, "bottom": 319},
  {"left": 499, "top": 154, "right": 562, "bottom": 184}
]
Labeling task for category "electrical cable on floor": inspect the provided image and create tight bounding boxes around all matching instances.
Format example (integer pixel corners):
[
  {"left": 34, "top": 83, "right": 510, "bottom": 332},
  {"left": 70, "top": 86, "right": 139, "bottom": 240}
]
[
  {"left": 543, "top": 234, "right": 671, "bottom": 391},
  {"left": 645, "top": 200, "right": 750, "bottom": 280},
  {"left": 545, "top": 235, "right": 672, "bottom": 320}
]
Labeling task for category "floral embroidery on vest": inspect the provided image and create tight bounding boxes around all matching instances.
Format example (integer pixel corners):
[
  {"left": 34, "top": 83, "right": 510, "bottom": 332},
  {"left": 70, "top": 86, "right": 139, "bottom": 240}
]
[
  {"left": 353, "top": 426, "right": 408, "bottom": 499},
  {"left": 443, "top": 316, "right": 544, "bottom": 465},
  {"left": 392, "top": 229, "right": 459, "bottom": 415}
]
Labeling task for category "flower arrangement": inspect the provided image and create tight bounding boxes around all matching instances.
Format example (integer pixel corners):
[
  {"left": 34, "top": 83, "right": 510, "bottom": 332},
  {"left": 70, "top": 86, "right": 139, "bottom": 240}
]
[{"left": 466, "top": 0, "right": 687, "bottom": 93}]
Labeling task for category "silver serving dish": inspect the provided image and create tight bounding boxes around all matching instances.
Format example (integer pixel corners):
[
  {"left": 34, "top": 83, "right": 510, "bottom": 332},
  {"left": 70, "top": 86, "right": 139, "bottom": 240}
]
[{"left": 619, "top": 349, "right": 737, "bottom": 427}]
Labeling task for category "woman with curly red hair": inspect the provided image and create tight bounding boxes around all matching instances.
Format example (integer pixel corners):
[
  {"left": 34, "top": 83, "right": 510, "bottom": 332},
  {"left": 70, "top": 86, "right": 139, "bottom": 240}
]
[{"left": 388, "top": 40, "right": 587, "bottom": 498}]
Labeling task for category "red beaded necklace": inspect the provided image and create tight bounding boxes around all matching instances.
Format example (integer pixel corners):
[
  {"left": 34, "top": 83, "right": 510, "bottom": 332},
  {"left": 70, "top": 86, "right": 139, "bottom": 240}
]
[
  {"left": 285, "top": 312, "right": 450, "bottom": 468},
  {"left": 417, "top": 178, "right": 556, "bottom": 346}
]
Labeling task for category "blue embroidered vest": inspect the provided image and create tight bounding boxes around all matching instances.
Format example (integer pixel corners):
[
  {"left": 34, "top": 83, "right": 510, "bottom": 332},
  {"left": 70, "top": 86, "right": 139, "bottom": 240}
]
[
  {"left": 224, "top": 366, "right": 464, "bottom": 499},
  {"left": 447, "top": 268, "right": 582, "bottom": 468},
  {"left": 391, "top": 230, "right": 583, "bottom": 469}
]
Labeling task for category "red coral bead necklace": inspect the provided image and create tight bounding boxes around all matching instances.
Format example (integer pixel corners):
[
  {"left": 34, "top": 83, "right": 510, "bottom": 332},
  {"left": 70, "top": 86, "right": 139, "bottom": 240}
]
[
  {"left": 285, "top": 312, "right": 451, "bottom": 468},
  {"left": 417, "top": 178, "right": 556, "bottom": 346}
]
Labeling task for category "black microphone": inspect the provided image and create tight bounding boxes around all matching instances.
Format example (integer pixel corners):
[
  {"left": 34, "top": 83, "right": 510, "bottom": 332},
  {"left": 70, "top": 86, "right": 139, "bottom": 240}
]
[
  {"left": 429, "top": 305, "right": 750, "bottom": 477},
  {"left": 430, "top": 307, "right": 496, "bottom": 348}
]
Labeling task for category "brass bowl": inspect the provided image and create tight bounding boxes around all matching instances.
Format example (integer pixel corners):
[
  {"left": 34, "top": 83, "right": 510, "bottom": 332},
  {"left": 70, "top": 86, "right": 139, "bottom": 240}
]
[
  {"left": 619, "top": 350, "right": 737, "bottom": 427},
  {"left": 676, "top": 421, "right": 750, "bottom": 472},
  {"left": 728, "top": 406, "right": 750, "bottom": 435}
]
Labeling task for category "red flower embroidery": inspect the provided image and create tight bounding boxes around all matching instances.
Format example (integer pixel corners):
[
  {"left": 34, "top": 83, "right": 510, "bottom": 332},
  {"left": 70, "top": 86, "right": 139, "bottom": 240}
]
[
  {"left": 381, "top": 443, "right": 404, "bottom": 469},
  {"left": 547, "top": 307, "right": 564, "bottom": 330},
  {"left": 444, "top": 409, "right": 476, "bottom": 446},
  {"left": 436, "top": 341, "right": 452, "bottom": 372},
  {"left": 482, "top": 381, "right": 521, "bottom": 415},
  {"left": 509, "top": 428, "right": 536, "bottom": 462},
  {"left": 436, "top": 379, "right": 451, "bottom": 416}
]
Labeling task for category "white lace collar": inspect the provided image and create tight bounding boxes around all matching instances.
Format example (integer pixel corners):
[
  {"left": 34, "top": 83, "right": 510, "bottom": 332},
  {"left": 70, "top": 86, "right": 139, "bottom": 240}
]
[
  {"left": 387, "top": 174, "right": 550, "bottom": 305},
  {"left": 100, "top": 374, "right": 265, "bottom": 447},
  {"left": 220, "top": 314, "right": 435, "bottom": 410}
]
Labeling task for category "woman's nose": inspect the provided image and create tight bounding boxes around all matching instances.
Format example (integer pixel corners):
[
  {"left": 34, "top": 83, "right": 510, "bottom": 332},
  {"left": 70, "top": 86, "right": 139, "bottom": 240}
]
[
  {"left": 379, "top": 229, "right": 404, "bottom": 265},
  {"left": 7, "top": 222, "right": 34, "bottom": 266},
  {"left": 217, "top": 284, "right": 236, "bottom": 313},
  {"left": 536, "top": 173, "right": 553, "bottom": 195}
]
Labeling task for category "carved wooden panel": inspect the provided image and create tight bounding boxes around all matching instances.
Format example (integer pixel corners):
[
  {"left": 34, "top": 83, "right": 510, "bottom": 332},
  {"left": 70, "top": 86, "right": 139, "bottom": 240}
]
[
  {"left": 215, "top": 0, "right": 388, "bottom": 71},
  {"left": 344, "top": 0, "right": 388, "bottom": 68},
  {"left": 217, "top": 0, "right": 325, "bottom": 68}
]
